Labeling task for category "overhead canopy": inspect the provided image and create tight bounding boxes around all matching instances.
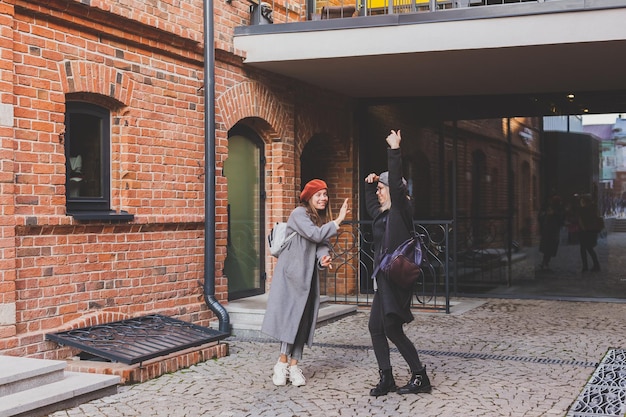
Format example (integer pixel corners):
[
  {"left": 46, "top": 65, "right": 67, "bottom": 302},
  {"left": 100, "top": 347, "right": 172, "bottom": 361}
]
[{"left": 234, "top": 1, "right": 626, "bottom": 118}]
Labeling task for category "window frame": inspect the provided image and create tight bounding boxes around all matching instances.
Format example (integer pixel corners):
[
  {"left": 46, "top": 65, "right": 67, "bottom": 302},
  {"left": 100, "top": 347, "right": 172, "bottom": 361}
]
[{"left": 65, "top": 101, "right": 120, "bottom": 218}]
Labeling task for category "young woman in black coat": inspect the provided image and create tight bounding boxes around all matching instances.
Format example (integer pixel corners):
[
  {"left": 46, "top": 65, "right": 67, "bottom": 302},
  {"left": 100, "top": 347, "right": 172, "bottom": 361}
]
[{"left": 364, "top": 129, "right": 432, "bottom": 397}]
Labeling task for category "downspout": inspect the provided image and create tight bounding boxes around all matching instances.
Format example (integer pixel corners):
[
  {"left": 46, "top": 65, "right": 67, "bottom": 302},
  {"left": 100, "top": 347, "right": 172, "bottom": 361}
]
[
  {"left": 506, "top": 118, "right": 513, "bottom": 288},
  {"left": 203, "top": 0, "right": 230, "bottom": 334}
]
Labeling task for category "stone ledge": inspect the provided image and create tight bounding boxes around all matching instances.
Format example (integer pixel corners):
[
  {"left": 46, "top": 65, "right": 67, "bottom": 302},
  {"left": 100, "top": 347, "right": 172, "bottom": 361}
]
[{"left": 65, "top": 341, "right": 229, "bottom": 384}]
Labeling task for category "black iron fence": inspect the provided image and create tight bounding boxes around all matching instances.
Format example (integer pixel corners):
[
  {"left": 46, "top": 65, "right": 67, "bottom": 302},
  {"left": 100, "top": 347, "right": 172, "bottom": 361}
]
[
  {"left": 321, "top": 220, "right": 453, "bottom": 313},
  {"left": 320, "top": 216, "right": 530, "bottom": 313},
  {"left": 454, "top": 216, "right": 519, "bottom": 289}
]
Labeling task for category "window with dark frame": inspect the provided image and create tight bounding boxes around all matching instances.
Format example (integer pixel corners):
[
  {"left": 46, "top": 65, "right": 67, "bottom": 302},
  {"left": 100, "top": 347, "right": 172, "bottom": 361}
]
[{"left": 65, "top": 101, "right": 124, "bottom": 219}]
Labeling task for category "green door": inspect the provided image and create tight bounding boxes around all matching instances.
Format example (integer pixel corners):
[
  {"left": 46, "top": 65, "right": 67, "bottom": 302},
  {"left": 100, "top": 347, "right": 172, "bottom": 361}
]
[{"left": 224, "top": 127, "right": 265, "bottom": 300}]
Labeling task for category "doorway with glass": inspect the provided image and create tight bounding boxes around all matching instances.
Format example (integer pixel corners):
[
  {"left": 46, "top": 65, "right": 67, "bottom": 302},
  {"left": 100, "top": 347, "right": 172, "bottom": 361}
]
[{"left": 224, "top": 125, "right": 265, "bottom": 300}]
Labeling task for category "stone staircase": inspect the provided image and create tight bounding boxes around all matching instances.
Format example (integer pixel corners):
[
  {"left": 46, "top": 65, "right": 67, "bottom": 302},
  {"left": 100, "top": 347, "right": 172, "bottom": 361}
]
[
  {"left": 610, "top": 217, "right": 626, "bottom": 232},
  {"left": 0, "top": 355, "right": 120, "bottom": 417},
  {"left": 215, "top": 293, "right": 357, "bottom": 338}
]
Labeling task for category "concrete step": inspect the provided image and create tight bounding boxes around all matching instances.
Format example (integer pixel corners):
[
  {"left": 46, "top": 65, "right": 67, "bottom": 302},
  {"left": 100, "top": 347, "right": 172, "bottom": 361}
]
[
  {"left": 317, "top": 300, "right": 358, "bottom": 323},
  {"left": 0, "top": 356, "right": 120, "bottom": 417},
  {"left": 0, "top": 356, "right": 65, "bottom": 397},
  {"left": 605, "top": 217, "right": 626, "bottom": 232},
  {"left": 612, "top": 219, "right": 626, "bottom": 232},
  {"left": 214, "top": 294, "right": 357, "bottom": 338}
]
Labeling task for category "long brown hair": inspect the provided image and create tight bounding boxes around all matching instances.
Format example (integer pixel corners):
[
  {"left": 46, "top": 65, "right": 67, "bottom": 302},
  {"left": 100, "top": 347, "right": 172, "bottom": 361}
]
[{"left": 300, "top": 199, "right": 333, "bottom": 227}]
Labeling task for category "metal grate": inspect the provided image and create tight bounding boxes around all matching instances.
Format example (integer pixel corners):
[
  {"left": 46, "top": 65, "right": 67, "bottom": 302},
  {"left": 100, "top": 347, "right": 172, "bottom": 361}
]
[
  {"left": 46, "top": 314, "right": 229, "bottom": 365},
  {"left": 235, "top": 337, "right": 601, "bottom": 367},
  {"left": 567, "top": 349, "right": 626, "bottom": 417}
]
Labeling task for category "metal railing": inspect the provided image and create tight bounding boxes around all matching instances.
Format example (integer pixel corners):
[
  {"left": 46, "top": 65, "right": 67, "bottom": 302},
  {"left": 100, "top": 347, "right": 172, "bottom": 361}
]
[
  {"left": 320, "top": 215, "right": 530, "bottom": 312},
  {"left": 453, "top": 216, "right": 518, "bottom": 288},
  {"left": 321, "top": 220, "right": 452, "bottom": 313},
  {"left": 249, "top": 0, "right": 544, "bottom": 24}
]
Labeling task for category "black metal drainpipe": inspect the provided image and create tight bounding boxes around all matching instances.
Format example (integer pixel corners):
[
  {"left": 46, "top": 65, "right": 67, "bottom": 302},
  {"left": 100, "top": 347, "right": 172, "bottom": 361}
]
[{"left": 203, "top": 0, "right": 230, "bottom": 334}]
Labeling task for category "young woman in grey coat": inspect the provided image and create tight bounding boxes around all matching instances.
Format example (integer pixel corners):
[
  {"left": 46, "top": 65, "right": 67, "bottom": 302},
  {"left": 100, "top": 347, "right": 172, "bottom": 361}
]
[
  {"left": 262, "top": 179, "right": 349, "bottom": 387},
  {"left": 364, "top": 130, "right": 431, "bottom": 397}
]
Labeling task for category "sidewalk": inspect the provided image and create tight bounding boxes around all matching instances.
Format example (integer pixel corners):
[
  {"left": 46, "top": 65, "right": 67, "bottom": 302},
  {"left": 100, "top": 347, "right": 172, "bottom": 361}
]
[
  {"left": 47, "top": 297, "right": 626, "bottom": 417},
  {"left": 461, "top": 230, "right": 626, "bottom": 300}
]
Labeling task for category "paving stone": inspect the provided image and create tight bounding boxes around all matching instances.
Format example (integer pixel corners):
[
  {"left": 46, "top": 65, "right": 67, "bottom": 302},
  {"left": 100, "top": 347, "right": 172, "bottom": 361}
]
[{"left": 45, "top": 298, "right": 626, "bottom": 417}]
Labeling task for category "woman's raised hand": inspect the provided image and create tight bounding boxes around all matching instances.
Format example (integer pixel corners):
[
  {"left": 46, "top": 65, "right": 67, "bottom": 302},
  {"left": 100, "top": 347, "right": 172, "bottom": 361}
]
[
  {"left": 386, "top": 129, "right": 401, "bottom": 149},
  {"left": 335, "top": 198, "right": 350, "bottom": 226},
  {"left": 365, "top": 173, "right": 379, "bottom": 184}
]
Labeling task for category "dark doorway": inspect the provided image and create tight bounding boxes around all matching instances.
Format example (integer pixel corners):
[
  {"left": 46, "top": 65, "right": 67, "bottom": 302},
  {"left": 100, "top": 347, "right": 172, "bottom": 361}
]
[{"left": 224, "top": 125, "right": 266, "bottom": 300}]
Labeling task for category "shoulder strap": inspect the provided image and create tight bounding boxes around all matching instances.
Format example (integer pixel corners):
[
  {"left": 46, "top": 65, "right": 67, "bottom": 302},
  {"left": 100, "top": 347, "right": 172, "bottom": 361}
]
[{"left": 285, "top": 231, "right": 297, "bottom": 243}]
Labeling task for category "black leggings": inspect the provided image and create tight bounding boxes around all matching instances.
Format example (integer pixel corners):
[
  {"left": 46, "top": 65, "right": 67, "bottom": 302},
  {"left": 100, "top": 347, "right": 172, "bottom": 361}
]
[
  {"left": 368, "top": 291, "right": 422, "bottom": 372},
  {"left": 579, "top": 231, "right": 599, "bottom": 269}
]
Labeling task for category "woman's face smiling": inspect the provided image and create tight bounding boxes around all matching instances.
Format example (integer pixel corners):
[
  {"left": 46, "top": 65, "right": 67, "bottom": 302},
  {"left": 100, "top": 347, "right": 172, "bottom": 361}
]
[
  {"left": 310, "top": 189, "right": 328, "bottom": 211},
  {"left": 376, "top": 183, "right": 389, "bottom": 205}
]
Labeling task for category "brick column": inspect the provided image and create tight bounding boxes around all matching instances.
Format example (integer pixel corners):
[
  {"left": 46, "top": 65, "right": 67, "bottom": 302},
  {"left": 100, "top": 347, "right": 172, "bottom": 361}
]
[{"left": 0, "top": 1, "right": 17, "bottom": 344}]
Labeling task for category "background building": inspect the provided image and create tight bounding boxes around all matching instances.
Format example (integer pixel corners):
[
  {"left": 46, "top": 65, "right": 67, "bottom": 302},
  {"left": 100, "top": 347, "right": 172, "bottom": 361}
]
[{"left": 1, "top": 0, "right": 624, "bottom": 374}]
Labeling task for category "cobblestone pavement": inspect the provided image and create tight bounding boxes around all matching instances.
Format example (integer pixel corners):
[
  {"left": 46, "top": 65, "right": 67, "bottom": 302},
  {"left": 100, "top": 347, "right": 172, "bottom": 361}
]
[{"left": 48, "top": 297, "right": 626, "bottom": 417}]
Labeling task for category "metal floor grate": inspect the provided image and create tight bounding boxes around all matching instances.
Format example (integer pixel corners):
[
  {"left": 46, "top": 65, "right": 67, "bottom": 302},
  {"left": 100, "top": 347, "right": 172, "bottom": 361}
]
[
  {"left": 234, "top": 337, "right": 601, "bottom": 368},
  {"left": 46, "top": 314, "right": 229, "bottom": 365},
  {"left": 567, "top": 349, "right": 626, "bottom": 417}
]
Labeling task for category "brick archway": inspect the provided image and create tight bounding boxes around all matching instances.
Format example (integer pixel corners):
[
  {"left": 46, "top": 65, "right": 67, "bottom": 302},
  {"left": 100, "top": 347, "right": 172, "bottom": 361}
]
[
  {"left": 217, "top": 83, "right": 295, "bottom": 287},
  {"left": 216, "top": 82, "right": 289, "bottom": 141},
  {"left": 62, "top": 311, "right": 130, "bottom": 331},
  {"left": 58, "top": 60, "right": 135, "bottom": 106}
]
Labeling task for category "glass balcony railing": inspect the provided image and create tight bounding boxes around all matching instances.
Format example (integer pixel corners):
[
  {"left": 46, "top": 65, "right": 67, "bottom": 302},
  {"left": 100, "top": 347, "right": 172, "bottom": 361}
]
[{"left": 248, "top": 0, "right": 540, "bottom": 25}]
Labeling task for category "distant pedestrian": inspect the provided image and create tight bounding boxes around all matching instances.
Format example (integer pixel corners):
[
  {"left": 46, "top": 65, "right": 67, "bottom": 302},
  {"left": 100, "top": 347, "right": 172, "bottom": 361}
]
[
  {"left": 577, "top": 194, "right": 601, "bottom": 272},
  {"left": 537, "top": 195, "right": 564, "bottom": 271},
  {"left": 364, "top": 129, "right": 432, "bottom": 397},
  {"left": 262, "top": 179, "right": 349, "bottom": 387}
]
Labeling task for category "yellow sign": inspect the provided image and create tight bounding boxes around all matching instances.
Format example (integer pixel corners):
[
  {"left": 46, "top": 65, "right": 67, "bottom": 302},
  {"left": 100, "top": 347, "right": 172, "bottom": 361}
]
[{"left": 364, "top": 0, "right": 446, "bottom": 9}]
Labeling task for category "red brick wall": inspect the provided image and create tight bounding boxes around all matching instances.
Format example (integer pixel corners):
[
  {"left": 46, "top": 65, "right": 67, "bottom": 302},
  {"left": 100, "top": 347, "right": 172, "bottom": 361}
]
[
  {"left": 2, "top": 0, "right": 359, "bottom": 358},
  {"left": 0, "top": 1, "right": 17, "bottom": 342},
  {"left": 3, "top": 1, "right": 213, "bottom": 357},
  {"left": 212, "top": 71, "right": 359, "bottom": 288},
  {"left": 297, "top": 92, "right": 357, "bottom": 294},
  {"left": 11, "top": 223, "right": 208, "bottom": 357}
]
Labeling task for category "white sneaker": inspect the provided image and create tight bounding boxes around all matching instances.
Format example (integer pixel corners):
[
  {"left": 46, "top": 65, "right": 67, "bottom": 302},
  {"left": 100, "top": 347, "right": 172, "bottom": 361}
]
[
  {"left": 272, "top": 361, "right": 288, "bottom": 386},
  {"left": 289, "top": 365, "right": 306, "bottom": 387}
]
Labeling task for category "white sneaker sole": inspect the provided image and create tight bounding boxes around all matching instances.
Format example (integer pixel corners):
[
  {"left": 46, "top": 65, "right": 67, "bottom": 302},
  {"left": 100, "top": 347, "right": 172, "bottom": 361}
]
[
  {"left": 272, "top": 376, "right": 287, "bottom": 386},
  {"left": 272, "top": 363, "right": 288, "bottom": 386}
]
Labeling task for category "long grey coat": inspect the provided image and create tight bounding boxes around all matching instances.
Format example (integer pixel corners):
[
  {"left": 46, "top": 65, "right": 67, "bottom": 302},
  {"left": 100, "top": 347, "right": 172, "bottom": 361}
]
[{"left": 261, "top": 206, "right": 338, "bottom": 347}]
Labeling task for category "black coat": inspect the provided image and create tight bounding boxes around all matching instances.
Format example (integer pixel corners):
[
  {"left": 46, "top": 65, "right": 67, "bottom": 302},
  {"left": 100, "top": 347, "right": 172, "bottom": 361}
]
[{"left": 365, "top": 148, "right": 414, "bottom": 324}]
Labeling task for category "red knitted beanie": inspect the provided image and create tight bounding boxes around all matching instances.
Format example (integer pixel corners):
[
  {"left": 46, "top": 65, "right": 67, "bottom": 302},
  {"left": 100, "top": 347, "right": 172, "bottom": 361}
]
[{"left": 300, "top": 179, "right": 328, "bottom": 202}]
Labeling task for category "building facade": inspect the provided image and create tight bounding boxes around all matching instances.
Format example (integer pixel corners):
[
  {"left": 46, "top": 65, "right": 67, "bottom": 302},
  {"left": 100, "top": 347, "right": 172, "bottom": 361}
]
[
  {"left": 0, "top": 0, "right": 361, "bottom": 360},
  {"left": 2, "top": 0, "right": 547, "bottom": 364}
]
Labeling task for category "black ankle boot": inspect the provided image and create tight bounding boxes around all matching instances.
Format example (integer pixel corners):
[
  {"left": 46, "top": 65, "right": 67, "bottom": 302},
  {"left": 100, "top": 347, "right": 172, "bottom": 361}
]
[
  {"left": 397, "top": 367, "right": 432, "bottom": 394},
  {"left": 369, "top": 368, "right": 397, "bottom": 397}
]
